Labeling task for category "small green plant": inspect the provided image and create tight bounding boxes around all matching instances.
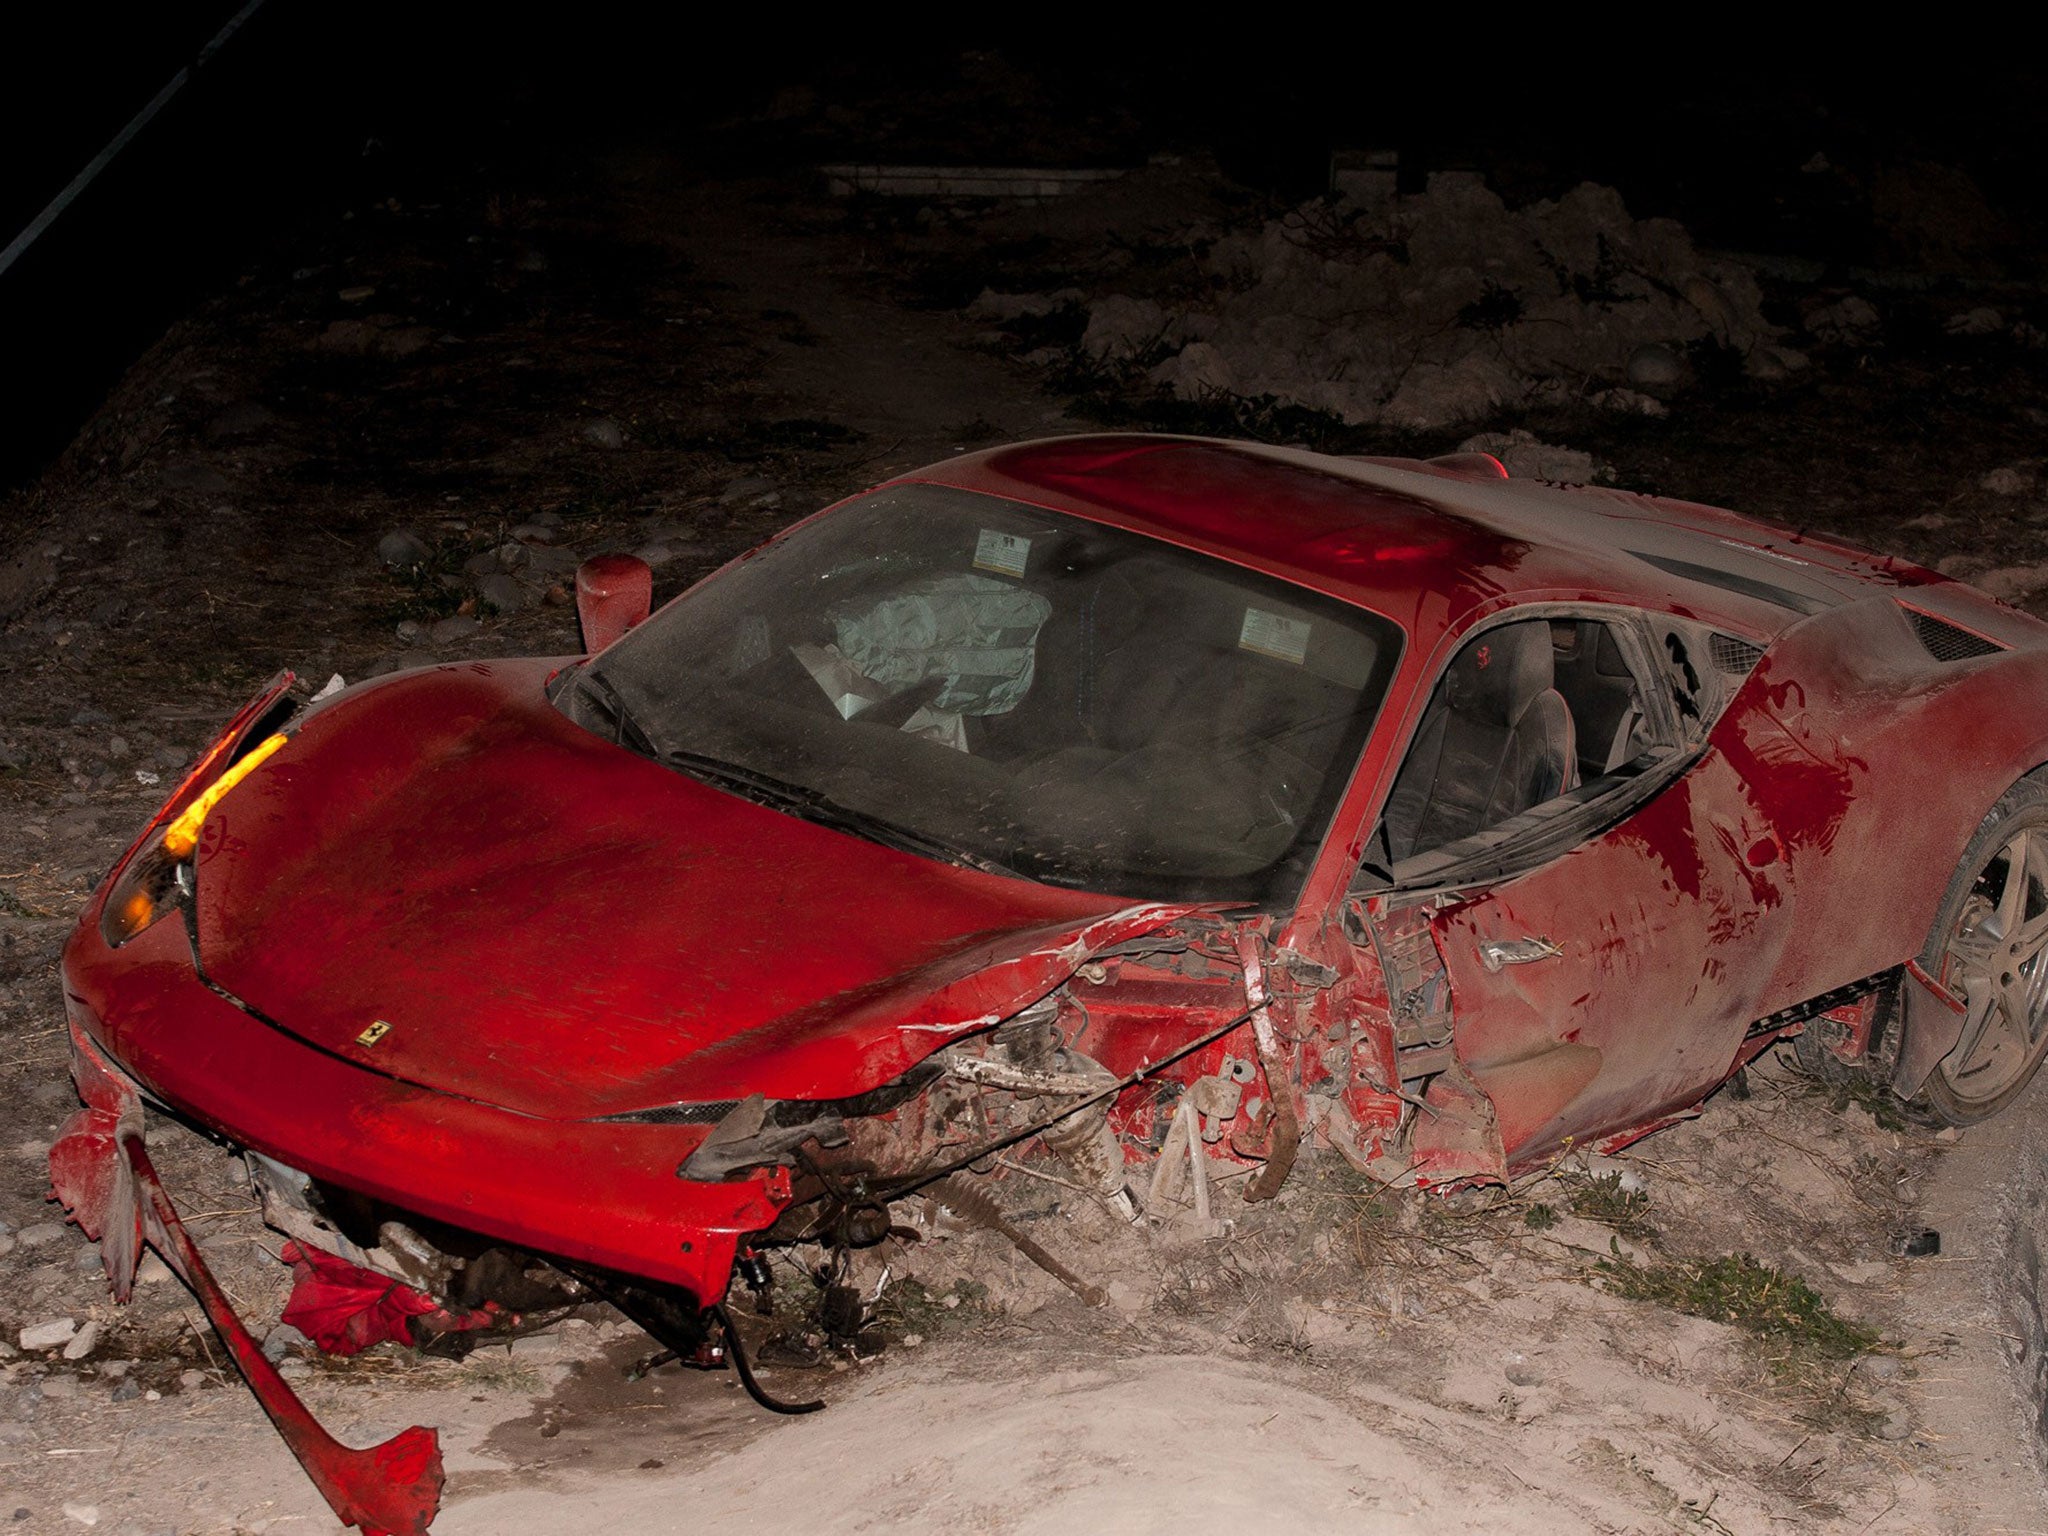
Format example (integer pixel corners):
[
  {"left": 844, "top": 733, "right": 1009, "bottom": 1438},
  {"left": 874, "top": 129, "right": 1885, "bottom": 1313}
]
[
  {"left": 1598, "top": 1252, "right": 1879, "bottom": 1360},
  {"left": 1523, "top": 1202, "right": 1559, "bottom": 1231},
  {"left": 1830, "top": 1073, "right": 1916, "bottom": 1134},
  {"left": 1566, "top": 1171, "right": 1654, "bottom": 1239}
]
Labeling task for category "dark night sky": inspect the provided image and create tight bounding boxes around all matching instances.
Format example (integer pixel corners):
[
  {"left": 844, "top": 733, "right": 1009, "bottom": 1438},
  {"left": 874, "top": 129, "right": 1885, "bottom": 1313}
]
[{"left": 4, "top": 9, "right": 2044, "bottom": 490}]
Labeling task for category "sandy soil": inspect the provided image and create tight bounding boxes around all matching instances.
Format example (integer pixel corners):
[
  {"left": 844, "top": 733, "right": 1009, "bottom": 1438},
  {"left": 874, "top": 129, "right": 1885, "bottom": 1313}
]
[{"left": 4, "top": 145, "right": 2048, "bottom": 1534}]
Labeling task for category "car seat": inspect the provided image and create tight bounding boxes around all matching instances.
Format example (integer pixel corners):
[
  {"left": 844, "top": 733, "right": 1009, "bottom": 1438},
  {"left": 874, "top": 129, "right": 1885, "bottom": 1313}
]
[{"left": 1380, "top": 621, "right": 1579, "bottom": 862}]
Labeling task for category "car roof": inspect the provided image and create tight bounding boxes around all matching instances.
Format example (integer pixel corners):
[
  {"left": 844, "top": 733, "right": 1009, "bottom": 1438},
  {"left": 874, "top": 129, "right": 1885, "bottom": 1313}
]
[{"left": 912, "top": 434, "right": 1950, "bottom": 646}]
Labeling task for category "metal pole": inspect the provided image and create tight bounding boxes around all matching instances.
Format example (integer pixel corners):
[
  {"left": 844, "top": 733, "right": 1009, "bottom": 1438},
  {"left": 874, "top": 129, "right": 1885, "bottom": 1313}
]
[{"left": 0, "top": 0, "right": 270, "bottom": 280}]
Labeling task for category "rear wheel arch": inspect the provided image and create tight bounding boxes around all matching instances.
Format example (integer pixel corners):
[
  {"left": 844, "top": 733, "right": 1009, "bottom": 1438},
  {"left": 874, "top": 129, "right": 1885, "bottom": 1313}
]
[{"left": 1897, "top": 771, "right": 2048, "bottom": 1124}]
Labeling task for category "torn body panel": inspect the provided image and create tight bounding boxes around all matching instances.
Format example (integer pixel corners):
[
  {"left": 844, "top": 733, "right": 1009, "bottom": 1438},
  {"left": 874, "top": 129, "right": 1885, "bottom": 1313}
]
[
  {"left": 1710, "top": 596, "right": 2048, "bottom": 1016},
  {"left": 51, "top": 1028, "right": 442, "bottom": 1536},
  {"left": 1419, "top": 742, "right": 1786, "bottom": 1174}
]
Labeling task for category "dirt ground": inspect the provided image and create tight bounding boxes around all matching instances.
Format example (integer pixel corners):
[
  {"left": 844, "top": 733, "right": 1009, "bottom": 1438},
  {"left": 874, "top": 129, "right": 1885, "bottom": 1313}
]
[{"left": 6, "top": 140, "right": 2048, "bottom": 1534}]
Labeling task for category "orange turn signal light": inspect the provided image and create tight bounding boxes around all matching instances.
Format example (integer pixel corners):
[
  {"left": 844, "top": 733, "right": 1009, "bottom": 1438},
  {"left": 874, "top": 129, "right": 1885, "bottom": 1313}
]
[{"left": 161, "top": 732, "right": 288, "bottom": 860}]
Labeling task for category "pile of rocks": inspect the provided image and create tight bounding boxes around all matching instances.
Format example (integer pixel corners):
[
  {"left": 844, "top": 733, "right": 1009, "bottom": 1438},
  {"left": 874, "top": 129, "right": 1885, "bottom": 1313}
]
[
  {"left": 1061, "top": 175, "right": 1799, "bottom": 431},
  {"left": 376, "top": 512, "right": 583, "bottom": 648}
]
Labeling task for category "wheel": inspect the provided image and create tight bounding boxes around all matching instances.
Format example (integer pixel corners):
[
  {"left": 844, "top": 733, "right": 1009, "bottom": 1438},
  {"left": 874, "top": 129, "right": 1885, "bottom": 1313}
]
[{"left": 1914, "top": 776, "right": 2048, "bottom": 1125}]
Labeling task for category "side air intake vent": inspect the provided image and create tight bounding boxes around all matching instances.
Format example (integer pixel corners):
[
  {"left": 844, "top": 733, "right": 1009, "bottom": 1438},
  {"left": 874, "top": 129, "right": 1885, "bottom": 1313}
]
[
  {"left": 1708, "top": 633, "right": 1765, "bottom": 676},
  {"left": 1906, "top": 608, "right": 2003, "bottom": 663}
]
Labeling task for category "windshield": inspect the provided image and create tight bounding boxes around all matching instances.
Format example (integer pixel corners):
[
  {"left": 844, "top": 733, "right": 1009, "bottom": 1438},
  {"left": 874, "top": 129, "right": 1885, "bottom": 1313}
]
[{"left": 566, "top": 483, "right": 1401, "bottom": 905}]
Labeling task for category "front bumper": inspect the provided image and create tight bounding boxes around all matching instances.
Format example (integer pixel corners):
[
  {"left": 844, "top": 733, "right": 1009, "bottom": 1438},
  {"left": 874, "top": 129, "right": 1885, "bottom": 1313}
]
[{"left": 60, "top": 919, "right": 793, "bottom": 1305}]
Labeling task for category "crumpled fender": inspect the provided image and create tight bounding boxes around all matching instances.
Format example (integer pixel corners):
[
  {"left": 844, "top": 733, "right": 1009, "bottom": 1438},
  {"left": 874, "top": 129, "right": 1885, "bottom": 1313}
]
[
  {"left": 49, "top": 1032, "right": 444, "bottom": 1536},
  {"left": 673, "top": 900, "right": 1225, "bottom": 1100}
]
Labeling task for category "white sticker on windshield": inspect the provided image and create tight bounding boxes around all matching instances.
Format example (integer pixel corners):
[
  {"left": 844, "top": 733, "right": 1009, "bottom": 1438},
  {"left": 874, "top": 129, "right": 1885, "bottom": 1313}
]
[
  {"left": 1239, "top": 607, "right": 1311, "bottom": 665},
  {"left": 972, "top": 529, "right": 1031, "bottom": 578}
]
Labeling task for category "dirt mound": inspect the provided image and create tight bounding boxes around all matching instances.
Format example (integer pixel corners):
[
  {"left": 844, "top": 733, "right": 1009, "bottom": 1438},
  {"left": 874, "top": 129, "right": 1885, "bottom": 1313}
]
[{"left": 1070, "top": 173, "right": 1791, "bottom": 431}]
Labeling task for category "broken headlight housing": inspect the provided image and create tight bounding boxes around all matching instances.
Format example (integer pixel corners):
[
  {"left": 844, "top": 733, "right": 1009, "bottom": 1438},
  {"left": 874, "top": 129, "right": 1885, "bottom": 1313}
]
[
  {"left": 100, "top": 837, "right": 197, "bottom": 947},
  {"left": 98, "top": 718, "right": 292, "bottom": 949}
]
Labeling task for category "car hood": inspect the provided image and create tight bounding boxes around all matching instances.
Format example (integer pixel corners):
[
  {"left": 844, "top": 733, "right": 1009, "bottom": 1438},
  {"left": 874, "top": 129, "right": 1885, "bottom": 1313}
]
[{"left": 192, "top": 660, "right": 1198, "bottom": 1119}]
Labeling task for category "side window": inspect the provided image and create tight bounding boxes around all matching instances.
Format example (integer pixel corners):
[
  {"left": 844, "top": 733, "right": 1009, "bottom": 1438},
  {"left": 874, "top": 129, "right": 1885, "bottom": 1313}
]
[{"left": 1375, "top": 614, "right": 1670, "bottom": 867}]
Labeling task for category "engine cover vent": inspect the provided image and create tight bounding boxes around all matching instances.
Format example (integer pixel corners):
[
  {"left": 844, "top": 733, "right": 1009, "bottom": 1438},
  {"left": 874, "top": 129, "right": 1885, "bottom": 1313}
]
[
  {"left": 1905, "top": 608, "right": 2003, "bottom": 663},
  {"left": 1708, "top": 633, "right": 1765, "bottom": 676}
]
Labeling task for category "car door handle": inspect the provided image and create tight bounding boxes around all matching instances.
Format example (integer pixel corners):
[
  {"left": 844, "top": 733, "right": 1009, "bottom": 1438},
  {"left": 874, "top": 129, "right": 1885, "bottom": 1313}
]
[{"left": 1477, "top": 936, "right": 1562, "bottom": 972}]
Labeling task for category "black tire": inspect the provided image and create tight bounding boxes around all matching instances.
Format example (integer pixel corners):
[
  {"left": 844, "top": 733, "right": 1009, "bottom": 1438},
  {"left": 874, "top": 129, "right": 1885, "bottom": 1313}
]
[{"left": 1913, "top": 775, "right": 2048, "bottom": 1125}]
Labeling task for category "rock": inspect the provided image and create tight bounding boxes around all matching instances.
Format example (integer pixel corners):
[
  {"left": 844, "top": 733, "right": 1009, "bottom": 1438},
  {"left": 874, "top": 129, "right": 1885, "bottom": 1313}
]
[
  {"left": 462, "top": 549, "right": 500, "bottom": 576},
  {"left": 1625, "top": 342, "right": 1686, "bottom": 389},
  {"left": 394, "top": 619, "right": 423, "bottom": 644},
  {"left": 60, "top": 1504, "right": 97, "bottom": 1527},
  {"left": 476, "top": 573, "right": 535, "bottom": 614},
  {"left": 17, "top": 1222, "right": 66, "bottom": 1249},
  {"left": 61, "top": 1321, "right": 99, "bottom": 1361},
  {"left": 509, "top": 522, "right": 558, "bottom": 544},
  {"left": 376, "top": 530, "right": 432, "bottom": 568},
  {"left": 509, "top": 1332, "right": 572, "bottom": 1363},
  {"left": 277, "top": 1357, "right": 312, "bottom": 1381},
  {"left": 110, "top": 1377, "right": 141, "bottom": 1402},
  {"left": 1081, "top": 295, "right": 1169, "bottom": 361},
  {"left": 1876, "top": 1409, "right": 1913, "bottom": 1441},
  {"left": 1589, "top": 387, "right": 1668, "bottom": 417},
  {"left": 525, "top": 545, "right": 580, "bottom": 576},
  {"left": 136, "top": 1253, "right": 172, "bottom": 1286},
  {"left": 338, "top": 284, "right": 377, "bottom": 303},
  {"left": 262, "top": 1323, "right": 308, "bottom": 1363},
  {"left": 1969, "top": 565, "right": 2048, "bottom": 603},
  {"left": 1502, "top": 1351, "right": 1544, "bottom": 1386},
  {"left": 177, "top": 1368, "right": 206, "bottom": 1391},
  {"left": 1860, "top": 1353, "right": 1903, "bottom": 1379},
  {"left": 19, "top": 1319, "right": 76, "bottom": 1351},
  {"left": 429, "top": 615, "right": 480, "bottom": 644},
  {"left": 965, "top": 288, "right": 1085, "bottom": 322},
  {"left": 312, "top": 318, "right": 377, "bottom": 354},
  {"left": 634, "top": 543, "right": 677, "bottom": 567},
  {"left": 1981, "top": 465, "right": 2036, "bottom": 496},
  {"left": 1104, "top": 1280, "right": 1148, "bottom": 1316},
  {"left": 0, "top": 1232, "right": 13, "bottom": 1259},
  {"left": 1807, "top": 295, "right": 1881, "bottom": 345},
  {"left": 1947, "top": 306, "right": 2004, "bottom": 337},
  {"left": 1383, "top": 355, "right": 1525, "bottom": 431},
  {"left": 531, "top": 509, "right": 563, "bottom": 528},
  {"left": 580, "top": 417, "right": 626, "bottom": 449},
  {"left": 1151, "top": 341, "right": 1235, "bottom": 399},
  {"left": 1744, "top": 344, "right": 1811, "bottom": 379}
]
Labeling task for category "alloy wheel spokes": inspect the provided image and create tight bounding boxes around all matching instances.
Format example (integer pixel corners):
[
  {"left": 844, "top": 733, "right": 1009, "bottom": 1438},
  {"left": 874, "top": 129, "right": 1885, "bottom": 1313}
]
[{"left": 1949, "top": 827, "right": 2048, "bottom": 1089}]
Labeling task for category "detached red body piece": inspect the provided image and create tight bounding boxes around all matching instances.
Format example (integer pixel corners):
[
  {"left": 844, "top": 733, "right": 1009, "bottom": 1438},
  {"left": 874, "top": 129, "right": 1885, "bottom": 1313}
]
[
  {"left": 278, "top": 1240, "right": 493, "bottom": 1356},
  {"left": 53, "top": 433, "right": 2048, "bottom": 1526},
  {"left": 51, "top": 1032, "right": 443, "bottom": 1536}
]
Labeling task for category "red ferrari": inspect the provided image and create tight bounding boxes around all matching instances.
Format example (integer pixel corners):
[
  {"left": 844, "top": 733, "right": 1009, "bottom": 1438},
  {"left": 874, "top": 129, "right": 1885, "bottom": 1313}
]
[{"left": 51, "top": 435, "right": 2048, "bottom": 1532}]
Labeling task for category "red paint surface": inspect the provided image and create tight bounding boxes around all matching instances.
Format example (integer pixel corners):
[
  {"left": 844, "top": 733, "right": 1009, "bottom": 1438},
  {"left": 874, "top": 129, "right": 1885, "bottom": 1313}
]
[
  {"left": 50, "top": 1033, "right": 442, "bottom": 1536},
  {"left": 61, "top": 431, "right": 2048, "bottom": 1323}
]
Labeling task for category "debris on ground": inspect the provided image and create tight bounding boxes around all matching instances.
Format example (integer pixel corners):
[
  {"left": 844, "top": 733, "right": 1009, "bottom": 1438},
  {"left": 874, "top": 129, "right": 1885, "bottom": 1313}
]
[{"left": 1048, "top": 174, "right": 1779, "bottom": 431}]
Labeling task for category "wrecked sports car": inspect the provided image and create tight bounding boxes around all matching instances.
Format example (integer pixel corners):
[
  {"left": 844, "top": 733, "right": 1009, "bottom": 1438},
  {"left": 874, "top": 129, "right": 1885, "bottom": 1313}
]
[{"left": 51, "top": 434, "right": 2048, "bottom": 1531}]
